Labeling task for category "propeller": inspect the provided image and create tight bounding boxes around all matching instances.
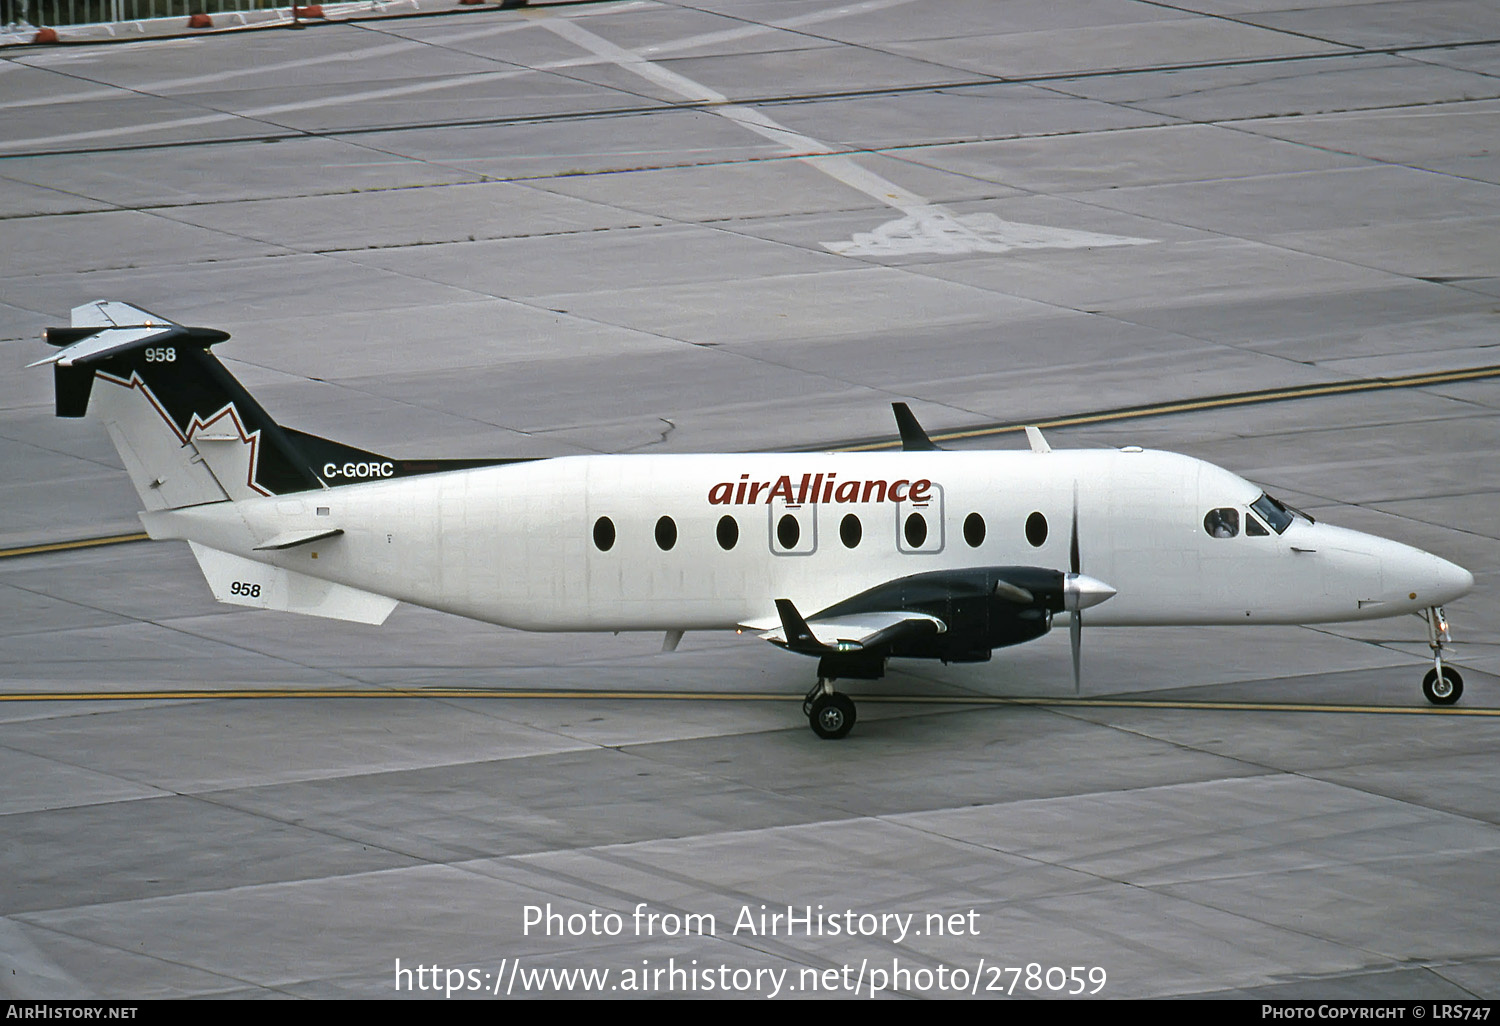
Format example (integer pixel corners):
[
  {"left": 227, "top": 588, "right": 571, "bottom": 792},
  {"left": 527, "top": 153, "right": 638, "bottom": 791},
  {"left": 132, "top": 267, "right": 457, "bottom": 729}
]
[
  {"left": 1063, "top": 484, "right": 1118, "bottom": 693},
  {"left": 1070, "top": 485, "right": 1082, "bottom": 693}
]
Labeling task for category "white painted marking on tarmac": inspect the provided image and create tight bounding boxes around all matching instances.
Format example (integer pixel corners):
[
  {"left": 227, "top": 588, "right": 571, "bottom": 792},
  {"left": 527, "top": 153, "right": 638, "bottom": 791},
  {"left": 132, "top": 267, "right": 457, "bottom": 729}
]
[
  {"left": 421, "top": 0, "right": 652, "bottom": 46},
  {"left": 4, "top": 2, "right": 603, "bottom": 116},
  {"left": 0, "top": 3, "right": 693, "bottom": 150},
  {"left": 0, "top": 0, "right": 929, "bottom": 155},
  {"left": 14, "top": 37, "right": 199, "bottom": 64},
  {"left": 1, "top": 14, "right": 567, "bottom": 113},
  {"left": 0, "top": 8, "right": 625, "bottom": 141},
  {"left": 635, "top": 0, "right": 922, "bottom": 58},
  {"left": 134, "top": 39, "right": 435, "bottom": 93},
  {"left": 823, "top": 210, "right": 1150, "bottom": 257},
  {"left": 0, "top": 68, "right": 531, "bottom": 151},
  {"left": 544, "top": 17, "right": 725, "bottom": 104},
  {"left": 242, "top": 68, "right": 529, "bottom": 117},
  {"left": 539, "top": 14, "right": 1154, "bottom": 259},
  {"left": 0, "top": 40, "right": 430, "bottom": 112},
  {"left": 0, "top": 86, "right": 132, "bottom": 112},
  {"left": 0, "top": 111, "right": 242, "bottom": 149}
]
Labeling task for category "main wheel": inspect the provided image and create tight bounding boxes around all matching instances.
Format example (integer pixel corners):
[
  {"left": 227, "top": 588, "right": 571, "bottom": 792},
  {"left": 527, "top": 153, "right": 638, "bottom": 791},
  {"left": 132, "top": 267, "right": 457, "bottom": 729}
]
[
  {"left": 808, "top": 693, "right": 856, "bottom": 739},
  {"left": 1423, "top": 667, "right": 1463, "bottom": 706}
]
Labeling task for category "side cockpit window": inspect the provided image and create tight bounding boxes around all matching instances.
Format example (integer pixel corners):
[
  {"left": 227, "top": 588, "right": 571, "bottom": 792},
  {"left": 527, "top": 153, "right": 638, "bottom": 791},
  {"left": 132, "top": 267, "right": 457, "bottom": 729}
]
[
  {"left": 1245, "top": 514, "right": 1269, "bottom": 537},
  {"left": 1204, "top": 507, "right": 1239, "bottom": 538}
]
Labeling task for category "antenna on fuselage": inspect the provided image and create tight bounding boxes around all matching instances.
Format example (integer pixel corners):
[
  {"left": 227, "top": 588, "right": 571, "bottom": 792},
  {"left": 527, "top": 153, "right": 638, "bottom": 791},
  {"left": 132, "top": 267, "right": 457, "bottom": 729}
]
[{"left": 1025, "top": 426, "right": 1052, "bottom": 453}]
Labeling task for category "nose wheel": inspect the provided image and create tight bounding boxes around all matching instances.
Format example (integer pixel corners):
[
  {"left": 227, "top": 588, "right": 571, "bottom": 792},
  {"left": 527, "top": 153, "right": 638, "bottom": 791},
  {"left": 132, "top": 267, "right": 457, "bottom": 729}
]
[
  {"left": 804, "top": 678, "right": 856, "bottom": 739},
  {"left": 1423, "top": 666, "right": 1463, "bottom": 705},
  {"left": 1421, "top": 606, "right": 1464, "bottom": 706}
]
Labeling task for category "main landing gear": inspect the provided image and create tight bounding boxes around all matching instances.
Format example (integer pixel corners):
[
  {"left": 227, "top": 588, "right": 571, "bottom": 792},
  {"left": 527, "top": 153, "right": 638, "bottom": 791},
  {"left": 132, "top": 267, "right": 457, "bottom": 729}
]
[
  {"left": 1421, "top": 605, "right": 1464, "bottom": 706},
  {"left": 804, "top": 678, "right": 856, "bottom": 739}
]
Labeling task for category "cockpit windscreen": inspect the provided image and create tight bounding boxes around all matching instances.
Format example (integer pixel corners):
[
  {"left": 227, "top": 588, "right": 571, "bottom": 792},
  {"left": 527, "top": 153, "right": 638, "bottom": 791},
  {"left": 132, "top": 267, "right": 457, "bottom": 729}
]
[{"left": 1251, "top": 493, "right": 1297, "bottom": 534}]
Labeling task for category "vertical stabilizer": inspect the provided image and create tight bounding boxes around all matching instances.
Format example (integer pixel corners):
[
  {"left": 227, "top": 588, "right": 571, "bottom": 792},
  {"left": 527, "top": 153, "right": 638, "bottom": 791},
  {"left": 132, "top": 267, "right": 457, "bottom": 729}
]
[
  {"left": 34, "top": 302, "right": 324, "bottom": 508},
  {"left": 35, "top": 300, "right": 524, "bottom": 512}
]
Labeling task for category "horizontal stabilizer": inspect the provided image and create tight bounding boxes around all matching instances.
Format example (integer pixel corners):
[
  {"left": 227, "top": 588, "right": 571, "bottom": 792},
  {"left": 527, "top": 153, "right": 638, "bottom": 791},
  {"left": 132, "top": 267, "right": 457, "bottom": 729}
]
[
  {"left": 74, "top": 300, "right": 177, "bottom": 330},
  {"left": 188, "top": 542, "right": 397, "bottom": 624},
  {"left": 29, "top": 326, "right": 172, "bottom": 368},
  {"left": 31, "top": 300, "right": 231, "bottom": 369}
]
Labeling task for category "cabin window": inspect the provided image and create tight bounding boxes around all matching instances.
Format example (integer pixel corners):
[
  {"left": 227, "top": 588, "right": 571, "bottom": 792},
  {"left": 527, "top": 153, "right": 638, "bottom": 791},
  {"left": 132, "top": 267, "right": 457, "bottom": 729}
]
[
  {"left": 717, "top": 515, "right": 739, "bottom": 550},
  {"left": 1025, "top": 511, "right": 1047, "bottom": 547},
  {"left": 777, "top": 514, "right": 800, "bottom": 550},
  {"left": 593, "top": 516, "right": 615, "bottom": 552},
  {"left": 1251, "top": 493, "right": 1295, "bottom": 534},
  {"left": 904, "top": 512, "right": 928, "bottom": 548},
  {"left": 1245, "top": 513, "right": 1269, "bottom": 537},
  {"left": 655, "top": 515, "right": 677, "bottom": 551},
  {"left": 964, "top": 512, "right": 985, "bottom": 548},
  {"left": 1204, "top": 508, "right": 1239, "bottom": 539},
  {"left": 840, "top": 513, "right": 862, "bottom": 549}
]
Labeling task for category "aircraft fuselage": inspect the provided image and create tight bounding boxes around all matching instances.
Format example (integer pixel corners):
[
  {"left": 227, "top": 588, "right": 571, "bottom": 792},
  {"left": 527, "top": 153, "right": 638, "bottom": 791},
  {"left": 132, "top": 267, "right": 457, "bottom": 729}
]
[{"left": 141, "top": 448, "right": 1471, "bottom": 633}]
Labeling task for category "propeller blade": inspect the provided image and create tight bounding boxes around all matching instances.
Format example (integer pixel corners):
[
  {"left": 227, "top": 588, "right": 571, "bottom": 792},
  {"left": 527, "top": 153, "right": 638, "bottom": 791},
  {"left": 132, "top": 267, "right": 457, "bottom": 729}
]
[
  {"left": 1063, "top": 574, "right": 1115, "bottom": 694},
  {"left": 1069, "top": 484, "right": 1082, "bottom": 692},
  {"left": 1070, "top": 484, "right": 1081, "bottom": 576},
  {"left": 1070, "top": 609, "right": 1082, "bottom": 694}
]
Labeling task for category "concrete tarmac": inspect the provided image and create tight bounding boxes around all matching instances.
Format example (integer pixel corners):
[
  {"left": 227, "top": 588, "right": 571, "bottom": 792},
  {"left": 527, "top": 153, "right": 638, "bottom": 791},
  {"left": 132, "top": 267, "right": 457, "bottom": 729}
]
[{"left": 2, "top": 0, "right": 1498, "bottom": 999}]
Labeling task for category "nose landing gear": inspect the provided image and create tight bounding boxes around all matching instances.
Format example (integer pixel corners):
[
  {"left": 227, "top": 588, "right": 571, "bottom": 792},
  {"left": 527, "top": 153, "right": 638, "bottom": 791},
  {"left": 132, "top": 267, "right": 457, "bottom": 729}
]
[{"left": 1420, "top": 606, "right": 1463, "bottom": 706}]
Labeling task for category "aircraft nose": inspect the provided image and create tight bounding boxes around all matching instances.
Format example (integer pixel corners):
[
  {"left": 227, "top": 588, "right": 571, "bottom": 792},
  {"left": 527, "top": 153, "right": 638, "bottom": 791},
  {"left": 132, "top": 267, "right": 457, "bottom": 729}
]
[
  {"left": 1386, "top": 547, "right": 1473, "bottom": 607},
  {"left": 1432, "top": 556, "right": 1474, "bottom": 604}
]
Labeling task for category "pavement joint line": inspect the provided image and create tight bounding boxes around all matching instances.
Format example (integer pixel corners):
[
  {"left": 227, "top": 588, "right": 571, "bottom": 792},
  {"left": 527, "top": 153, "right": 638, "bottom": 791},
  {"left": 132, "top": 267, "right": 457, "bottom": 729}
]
[
  {"left": 6, "top": 362, "right": 1498, "bottom": 560},
  {"left": 0, "top": 688, "right": 1492, "bottom": 715}
]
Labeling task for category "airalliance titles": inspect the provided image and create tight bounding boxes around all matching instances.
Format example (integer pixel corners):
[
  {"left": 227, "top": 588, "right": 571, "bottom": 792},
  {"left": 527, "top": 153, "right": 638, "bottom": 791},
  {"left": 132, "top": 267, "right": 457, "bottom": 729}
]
[
  {"left": 707, "top": 473, "right": 934, "bottom": 506},
  {"left": 523, "top": 903, "right": 980, "bottom": 944}
]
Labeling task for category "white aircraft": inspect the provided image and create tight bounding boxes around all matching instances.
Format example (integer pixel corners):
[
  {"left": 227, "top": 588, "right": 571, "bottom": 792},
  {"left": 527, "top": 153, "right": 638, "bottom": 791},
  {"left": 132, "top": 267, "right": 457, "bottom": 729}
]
[{"left": 33, "top": 301, "right": 1475, "bottom": 738}]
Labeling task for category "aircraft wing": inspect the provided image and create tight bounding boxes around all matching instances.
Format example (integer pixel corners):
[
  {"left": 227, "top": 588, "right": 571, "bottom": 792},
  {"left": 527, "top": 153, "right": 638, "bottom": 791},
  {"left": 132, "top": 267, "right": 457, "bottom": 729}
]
[{"left": 751, "top": 600, "right": 945, "bottom": 655}]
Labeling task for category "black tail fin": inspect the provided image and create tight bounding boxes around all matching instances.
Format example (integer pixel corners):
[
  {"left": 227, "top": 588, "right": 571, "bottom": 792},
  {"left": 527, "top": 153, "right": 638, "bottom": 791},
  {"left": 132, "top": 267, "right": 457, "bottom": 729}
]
[
  {"left": 34, "top": 301, "right": 328, "bottom": 507},
  {"left": 35, "top": 301, "right": 518, "bottom": 510}
]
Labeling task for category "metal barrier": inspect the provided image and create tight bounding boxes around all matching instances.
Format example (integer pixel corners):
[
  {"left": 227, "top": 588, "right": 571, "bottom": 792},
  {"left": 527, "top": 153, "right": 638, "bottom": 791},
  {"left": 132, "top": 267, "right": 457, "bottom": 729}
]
[{"left": 6, "top": 0, "right": 281, "bottom": 28}]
